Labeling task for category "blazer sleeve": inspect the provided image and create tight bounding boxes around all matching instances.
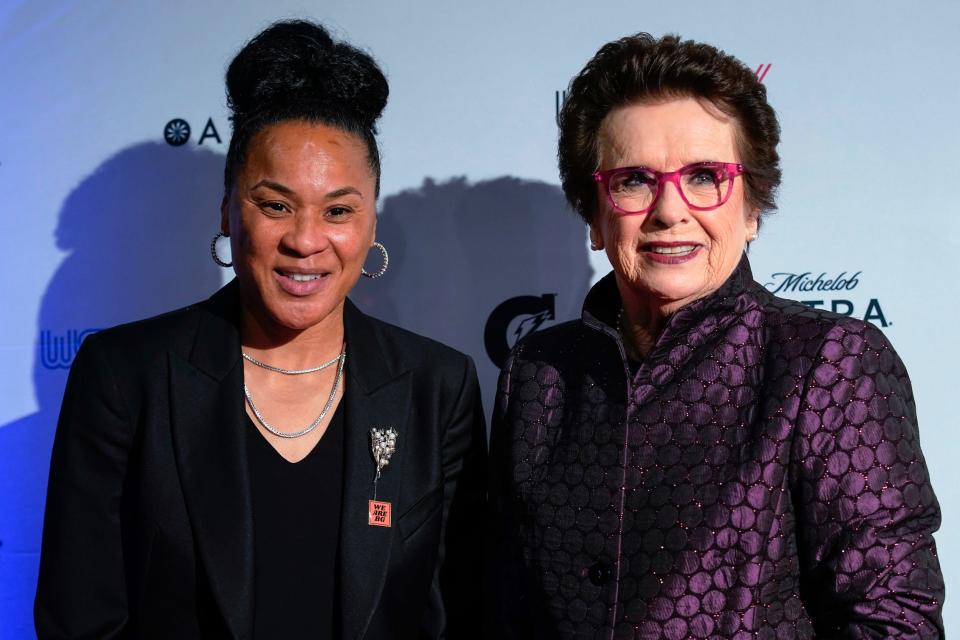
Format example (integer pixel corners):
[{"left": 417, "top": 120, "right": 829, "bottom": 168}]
[
  {"left": 35, "top": 334, "right": 135, "bottom": 639},
  {"left": 421, "top": 354, "right": 488, "bottom": 639},
  {"left": 791, "top": 321, "right": 944, "bottom": 639}
]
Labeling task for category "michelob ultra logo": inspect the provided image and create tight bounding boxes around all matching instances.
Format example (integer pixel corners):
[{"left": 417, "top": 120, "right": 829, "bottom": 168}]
[
  {"left": 765, "top": 270, "right": 860, "bottom": 294},
  {"left": 764, "top": 271, "right": 889, "bottom": 327}
]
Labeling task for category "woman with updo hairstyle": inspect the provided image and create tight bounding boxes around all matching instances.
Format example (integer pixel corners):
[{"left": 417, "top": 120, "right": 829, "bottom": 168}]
[
  {"left": 487, "top": 33, "right": 943, "bottom": 638},
  {"left": 36, "top": 20, "right": 486, "bottom": 639}
]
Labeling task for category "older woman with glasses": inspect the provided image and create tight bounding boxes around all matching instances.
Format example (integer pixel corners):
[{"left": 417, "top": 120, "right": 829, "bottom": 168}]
[{"left": 487, "top": 34, "right": 944, "bottom": 639}]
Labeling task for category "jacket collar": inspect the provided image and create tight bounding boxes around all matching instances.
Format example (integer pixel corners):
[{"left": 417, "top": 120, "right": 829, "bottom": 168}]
[
  {"left": 186, "top": 277, "right": 243, "bottom": 379},
  {"left": 340, "top": 297, "right": 414, "bottom": 639},
  {"left": 169, "top": 280, "right": 252, "bottom": 638},
  {"left": 582, "top": 253, "right": 755, "bottom": 334},
  {"left": 342, "top": 295, "right": 407, "bottom": 393},
  {"left": 581, "top": 255, "right": 758, "bottom": 384}
]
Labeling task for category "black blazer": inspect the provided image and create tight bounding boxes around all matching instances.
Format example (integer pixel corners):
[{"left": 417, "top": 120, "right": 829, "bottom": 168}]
[{"left": 35, "top": 282, "right": 487, "bottom": 639}]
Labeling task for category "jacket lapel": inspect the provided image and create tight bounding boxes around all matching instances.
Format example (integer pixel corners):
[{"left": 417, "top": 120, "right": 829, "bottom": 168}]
[
  {"left": 169, "top": 282, "right": 254, "bottom": 639},
  {"left": 339, "top": 299, "right": 412, "bottom": 640}
]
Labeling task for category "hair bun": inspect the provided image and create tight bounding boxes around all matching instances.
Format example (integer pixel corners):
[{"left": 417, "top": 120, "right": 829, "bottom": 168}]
[{"left": 226, "top": 20, "right": 388, "bottom": 129}]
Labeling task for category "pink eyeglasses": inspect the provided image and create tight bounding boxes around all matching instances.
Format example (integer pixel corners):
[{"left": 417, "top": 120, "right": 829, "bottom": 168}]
[{"left": 593, "top": 162, "right": 745, "bottom": 215}]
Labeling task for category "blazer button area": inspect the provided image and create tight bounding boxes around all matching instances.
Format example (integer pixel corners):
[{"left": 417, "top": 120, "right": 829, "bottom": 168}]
[{"left": 588, "top": 561, "right": 613, "bottom": 586}]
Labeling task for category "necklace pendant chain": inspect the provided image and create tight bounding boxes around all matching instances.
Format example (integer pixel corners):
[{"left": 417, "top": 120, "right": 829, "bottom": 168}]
[
  {"left": 244, "top": 344, "right": 346, "bottom": 439},
  {"left": 241, "top": 350, "right": 343, "bottom": 375}
]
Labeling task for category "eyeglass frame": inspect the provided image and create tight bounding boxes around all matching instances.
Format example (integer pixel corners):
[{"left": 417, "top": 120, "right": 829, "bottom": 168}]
[{"left": 593, "top": 161, "right": 746, "bottom": 216}]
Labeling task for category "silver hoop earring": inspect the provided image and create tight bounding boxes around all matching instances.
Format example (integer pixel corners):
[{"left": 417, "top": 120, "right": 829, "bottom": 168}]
[
  {"left": 211, "top": 232, "right": 232, "bottom": 268},
  {"left": 361, "top": 241, "right": 389, "bottom": 279}
]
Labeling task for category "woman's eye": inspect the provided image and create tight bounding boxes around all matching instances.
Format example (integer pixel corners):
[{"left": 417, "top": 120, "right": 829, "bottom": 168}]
[
  {"left": 617, "top": 171, "right": 657, "bottom": 190},
  {"left": 688, "top": 169, "right": 722, "bottom": 186},
  {"left": 260, "top": 201, "right": 289, "bottom": 214}
]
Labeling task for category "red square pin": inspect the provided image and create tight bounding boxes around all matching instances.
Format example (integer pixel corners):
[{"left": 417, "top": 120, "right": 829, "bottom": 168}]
[{"left": 368, "top": 500, "right": 392, "bottom": 527}]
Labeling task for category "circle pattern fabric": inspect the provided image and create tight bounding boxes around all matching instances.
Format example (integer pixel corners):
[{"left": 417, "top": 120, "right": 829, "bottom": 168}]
[{"left": 488, "top": 259, "right": 943, "bottom": 639}]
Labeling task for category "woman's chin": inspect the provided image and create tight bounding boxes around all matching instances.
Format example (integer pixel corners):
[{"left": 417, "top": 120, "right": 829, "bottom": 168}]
[
  {"left": 251, "top": 296, "right": 342, "bottom": 335},
  {"left": 627, "top": 273, "right": 708, "bottom": 308}
]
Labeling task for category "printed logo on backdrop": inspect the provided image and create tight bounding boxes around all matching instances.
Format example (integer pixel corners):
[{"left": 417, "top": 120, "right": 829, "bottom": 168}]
[
  {"left": 484, "top": 294, "right": 557, "bottom": 367},
  {"left": 38, "top": 329, "right": 100, "bottom": 370},
  {"left": 764, "top": 270, "right": 890, "bottom": 327},
  {"left": 164, "top": 119, "right": 191, "bottom": 146},
  {"left": 163, "top": 117, "right": 224, "bottom": 146},
  {"left": 755, "top": 63, "right": 772, "bottom": 83}
]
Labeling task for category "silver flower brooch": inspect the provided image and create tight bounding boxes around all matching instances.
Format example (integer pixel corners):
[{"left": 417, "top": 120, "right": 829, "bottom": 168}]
[{"left": 368, "top": 427, "right": 398, "bottom": 527}]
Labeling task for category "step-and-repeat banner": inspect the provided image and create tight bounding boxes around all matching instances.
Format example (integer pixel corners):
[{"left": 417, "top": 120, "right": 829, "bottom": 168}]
[{"left": 2, "top": 1, "right": 957, "bottom": 636}]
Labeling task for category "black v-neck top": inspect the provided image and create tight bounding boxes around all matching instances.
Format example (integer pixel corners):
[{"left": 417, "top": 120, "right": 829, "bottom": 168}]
[{"left": 246, "top": 402, "right": 344, "bottom": 639}]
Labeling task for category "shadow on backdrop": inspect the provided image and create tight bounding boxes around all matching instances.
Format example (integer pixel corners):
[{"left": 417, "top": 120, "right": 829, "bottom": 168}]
[
  {"left": 352, "top": 176, "right": 593, "bottom": 418},
  {"left": 0, "top": 142, "right": 225, "bottom": 638}
]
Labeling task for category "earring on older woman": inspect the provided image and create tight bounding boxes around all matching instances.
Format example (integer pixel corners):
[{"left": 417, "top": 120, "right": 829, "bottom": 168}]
[
  {"left": 362, "top": 241, "right": 389, "bottom": 278},
  {"left": 210, "top": 232, "right": 233, "bottom": 268}
]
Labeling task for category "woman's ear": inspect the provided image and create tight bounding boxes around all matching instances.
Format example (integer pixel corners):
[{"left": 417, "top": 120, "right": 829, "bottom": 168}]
[
  {"left": 745, "top": 208, "right": 760, "bottom": 243},
  {"left": 589, "top": 224, "right": 604, "bottom": 251}
]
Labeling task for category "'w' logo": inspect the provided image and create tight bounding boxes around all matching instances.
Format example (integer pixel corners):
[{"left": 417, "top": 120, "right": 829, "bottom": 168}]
[{"left": 38, "top": 329, "right": 100, "bottom": 370}]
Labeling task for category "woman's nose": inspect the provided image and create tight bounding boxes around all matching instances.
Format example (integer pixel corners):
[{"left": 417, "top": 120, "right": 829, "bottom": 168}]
[
  {"left": 646, "top": 180, "right": 690, "bottom": 227},
  {"left": 281, "top": 213, "right": 328, "bottom": 256}
]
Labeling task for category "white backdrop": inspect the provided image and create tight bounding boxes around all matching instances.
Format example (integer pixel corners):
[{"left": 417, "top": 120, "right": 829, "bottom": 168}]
[{"left": 1, "top": 1, "right": 957, "bottom": 636}]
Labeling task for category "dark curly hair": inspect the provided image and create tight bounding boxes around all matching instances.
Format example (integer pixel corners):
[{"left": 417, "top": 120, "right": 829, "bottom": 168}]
[
  {"left": 558, "top": 33, "right": 781, "bottom": 226},
  {"left": 223, "top": 20, "right": 389, "bottom": 194}
]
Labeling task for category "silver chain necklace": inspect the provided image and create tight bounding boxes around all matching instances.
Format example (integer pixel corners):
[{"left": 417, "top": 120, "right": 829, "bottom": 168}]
[
  {"left": 243, "top": 345, "right": 346, "bottom": 439},
  {"left": 241, "top": 350, "right": 343, "bottom": 375}
]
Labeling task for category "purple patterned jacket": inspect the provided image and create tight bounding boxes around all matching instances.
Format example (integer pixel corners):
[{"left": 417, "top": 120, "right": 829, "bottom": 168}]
[{"left": 488, "top": 257, "right": 943, "bottom": 639}]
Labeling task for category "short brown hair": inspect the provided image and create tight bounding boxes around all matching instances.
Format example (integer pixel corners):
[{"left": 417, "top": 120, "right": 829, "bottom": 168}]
[{"left": 558, "top": 33, "right": 781, "bottom": 225}]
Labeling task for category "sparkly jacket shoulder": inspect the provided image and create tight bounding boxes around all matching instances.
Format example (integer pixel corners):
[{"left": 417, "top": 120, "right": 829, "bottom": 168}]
[
  {"left": 35, "top": 280, "right": 487, "bottom": 640},
  {"left": 487, "top": 256, "right": 943, "bottom": 639}
]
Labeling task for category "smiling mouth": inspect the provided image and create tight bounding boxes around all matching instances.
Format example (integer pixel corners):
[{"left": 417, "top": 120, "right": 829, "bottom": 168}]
[
  {"left": 277, "top": 270, "right": 328, "bottom": 282},
  {"left": 645, "top": 244, "right": 700, "bottom": 255}
]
